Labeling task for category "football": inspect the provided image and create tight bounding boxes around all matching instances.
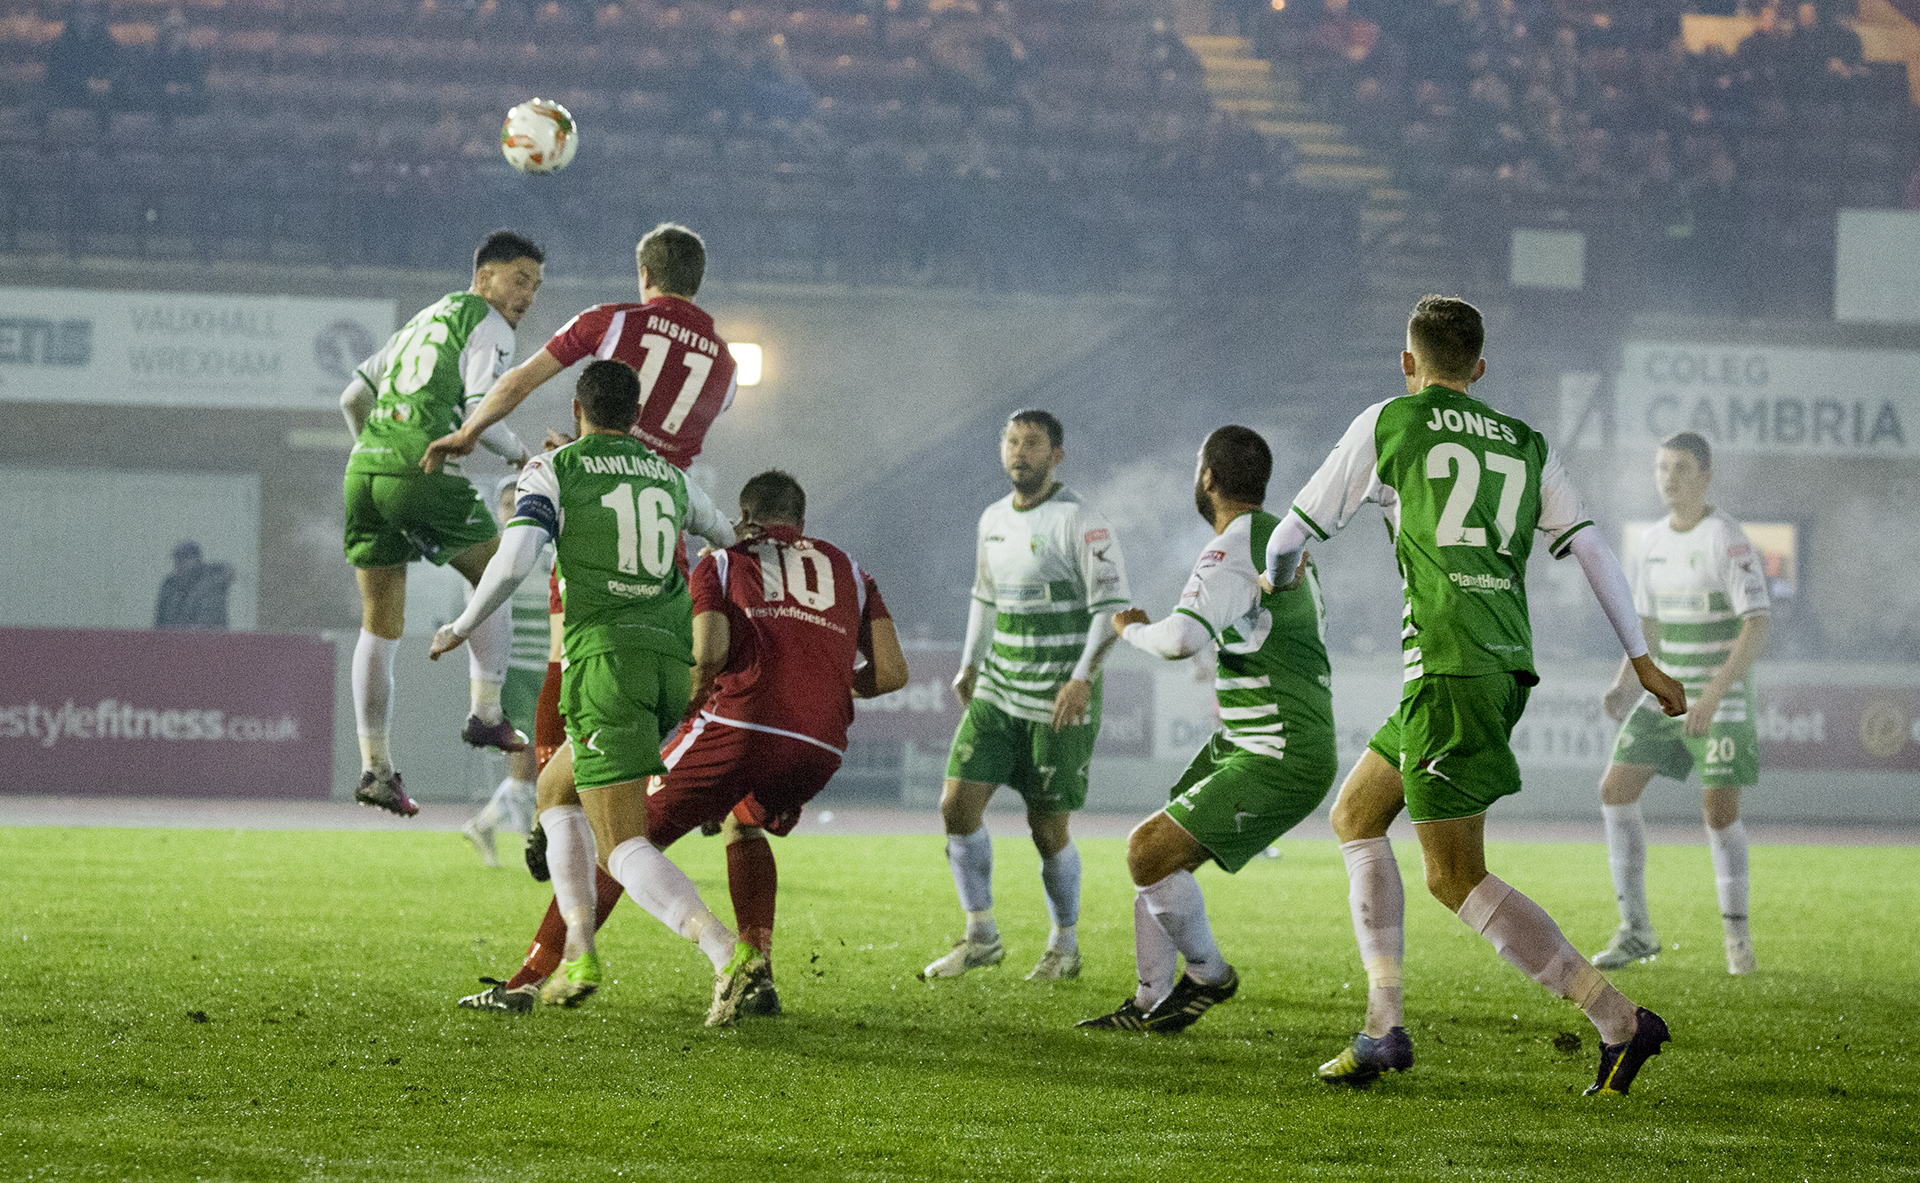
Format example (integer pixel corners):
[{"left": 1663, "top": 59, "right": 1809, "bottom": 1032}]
[{"left": 500, "top": 98, "right": 579, "bottom": 174}]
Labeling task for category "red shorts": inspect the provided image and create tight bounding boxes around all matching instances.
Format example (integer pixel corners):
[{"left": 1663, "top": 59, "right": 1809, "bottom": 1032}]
[{"left": 645, "top": 715, "right": 842, "bottom": 847}]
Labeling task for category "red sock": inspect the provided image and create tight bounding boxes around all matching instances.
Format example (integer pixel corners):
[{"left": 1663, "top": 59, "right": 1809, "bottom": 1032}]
[
  {"left": 503, "top": 866, "right": 628, "bottom": 989},
  {"left": 533, "top": 660, "right": 563, "bottom": 771},
  {"left": 727, "top": 836, "right": 778, "bottom": 956}
]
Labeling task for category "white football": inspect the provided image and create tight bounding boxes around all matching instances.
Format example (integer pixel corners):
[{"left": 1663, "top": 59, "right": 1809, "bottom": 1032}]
[{"left": 500, "top": 98, "right": 579, "bottom": 174}]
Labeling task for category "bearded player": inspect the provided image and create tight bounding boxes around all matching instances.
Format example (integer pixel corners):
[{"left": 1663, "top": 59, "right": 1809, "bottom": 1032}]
[
  {"left": 338, "top": 231, "right": 542, "bottom": 816},
  {"left": 1079, "top": 426, "right": 1337, "bottom": 1033},
  {"left": 926, "top": 410, "right": 1131, "bottom": 982},
  {"left": 432, "top": 360, "right": 762, "bottom": 1024},
  {"left": 1260, "top": 296, "right": 1688, "bottom": 1096},
  {"left": 458, "top": 471, "right": 908, "bottom": 1017},
  {"left": 1592, "top": 431, "right": 1770, "bottom": 976}
]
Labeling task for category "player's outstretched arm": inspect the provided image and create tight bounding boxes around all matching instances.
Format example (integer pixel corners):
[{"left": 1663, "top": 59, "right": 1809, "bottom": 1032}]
[
  {"left": 853, "top": 619, "right": 910, "bottom": 699},
  {"left": 682, "top": 479, "right": 737, "bottom": 552},
  {"left": 421, "top": 349, "right": 564, "bottom": 473},
  {"left": 1566, "top": 530, "right": 1686, "bottom": 717},
  {"left": 429, "top": 524, "right": 546, "bottom": 659},
  {"left": 1114, "top": 607, "right": 1210, "bottom": 660},
  {"left": 1602, "top": 617, "right": 1662, "bottom": 722},
  {"left": 1259, "top": 515, "right": 1313, "bottom": 593}
]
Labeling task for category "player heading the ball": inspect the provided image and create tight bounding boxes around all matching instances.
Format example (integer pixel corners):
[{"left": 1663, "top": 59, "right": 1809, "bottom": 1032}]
[
  {"left": 1592, "top": 431, "right": 1770, "bottom": 977},
  {"left": 338, "top": 230, "right": 544, "bottom": 817},
  {"left": 1260, "top": 296, "right": 1687, "bottom": 1096},
  {"left": 926, "top": 410, "right": 1131, "bottom": 984},
  {"left": 422, "top": 222, "right": 736, "bottom": 475}
]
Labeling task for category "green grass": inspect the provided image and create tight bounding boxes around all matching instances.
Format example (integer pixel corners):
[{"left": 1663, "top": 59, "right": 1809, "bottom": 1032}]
[{"left": 1, "top": 826, "right": 1913, "bottom": 1182}]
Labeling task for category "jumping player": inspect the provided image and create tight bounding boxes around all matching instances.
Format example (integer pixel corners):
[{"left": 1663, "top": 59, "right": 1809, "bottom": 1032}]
[
  {"left": 430, "top": 360, "right": 748, "bottom": 1022},
  {"left": 926, "top": 410, "right": 1131, "bottom": 982},
  {"left": 1260, "top": 296, "right": 1688, "bottom": 1096},
  {"left": 1078, "top": 427, "right": 1338, "bottom": 1033},
  {"left": 1592, "top": 431, "right": 1770, "bottom": 976},
  {"left": 420, "top": 222, "right": 736, "bottom": 477},
  {"left": 339, "top": 230, "right": 543, "bottom": 816}
]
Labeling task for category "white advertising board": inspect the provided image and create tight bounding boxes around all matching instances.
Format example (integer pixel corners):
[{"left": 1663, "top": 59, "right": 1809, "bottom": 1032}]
[
  {"left": 0, "top": 286, "right": 394, "bottom": 409},
  {"left": 1616, "top": 340, "right": 1917, "bottom": 457}
]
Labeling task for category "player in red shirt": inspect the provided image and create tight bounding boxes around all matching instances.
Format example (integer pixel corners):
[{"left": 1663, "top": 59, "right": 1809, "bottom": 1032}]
[{"left": 460, "top": 470, "right": 908, "bottom": 1018}]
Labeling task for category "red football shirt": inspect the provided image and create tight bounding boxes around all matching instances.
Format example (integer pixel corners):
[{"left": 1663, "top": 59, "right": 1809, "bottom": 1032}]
[
  {"left": 543, "top": 296, "right": 738, "bottom": 469},
  {"left": 688, "top": 525, "right": 890, "bottom": 754}
]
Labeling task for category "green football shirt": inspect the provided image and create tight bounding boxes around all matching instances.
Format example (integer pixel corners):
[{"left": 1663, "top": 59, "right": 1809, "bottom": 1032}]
[
  {"left": 509, "top": 433, "right": 730, "bottom": 665},
  {"left": 1290, "top": 384, "right": 1593, "bottom": 692},
  {"left": 1171, "top": 510, "right": 1334, "bottom": 759},
  {"left": 346, "top": 292, "right": 514, "bottom": 476}
]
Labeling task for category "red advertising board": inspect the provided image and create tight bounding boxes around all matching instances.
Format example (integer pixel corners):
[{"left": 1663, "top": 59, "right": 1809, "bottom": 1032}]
[
  {"left": 853, "top": 644, "right": 1153, "bottom": 758},
  {"left": 1754, "top": 683, "right": 1920, "bottom": 772},
  {"left": 0, "top": 627, "right": 336, "bottom": 798}
]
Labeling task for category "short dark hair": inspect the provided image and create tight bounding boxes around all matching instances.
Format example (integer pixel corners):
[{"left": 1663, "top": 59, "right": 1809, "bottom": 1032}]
[
  {"left": 638, "top": 223, "right": 706, "bottom": 296},
  {"left": 1407, "top": 295, "right": 1485, "bottom": 381},
  {"left": 739, "top": 469, "right": 806, "bottom": 526},
  {"left": 1660, "top": 430, "right": 1712, "bottom": 471},
  {"left": 474, "top": 229, "right": 545, "bottom": 271},
  {"left": 1006, "top": 409, "right": 1063, "bottom": 449},
  {"left": 1201, "top": 425, "right": 1272, "bottom": 503},
  {"left": 576, "top": 359, "right": 640, "bottom": 430}
]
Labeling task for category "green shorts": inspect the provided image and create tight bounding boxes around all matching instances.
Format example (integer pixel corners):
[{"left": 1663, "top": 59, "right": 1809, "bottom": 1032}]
[
  {"left": 946, "top": 695, "right": 1098, "bottom": 813},
  {"left": 502, "top": 664, "right": 546, "bottom": 737},
  {"left": 1164, "top": 730, "right": 1338, "bottom": 873},
  {"left": 560, "top": 649, "right": 690, "bottom": 792},
  {"left": 1368, "top": 672, "right": 1532, "bottom": 823},
  {"left": 342, "top": 470, "right": 497, "bottom": 569},
  {"left": 1611, "top": 695, "right": 1759, "bottom": 788}
]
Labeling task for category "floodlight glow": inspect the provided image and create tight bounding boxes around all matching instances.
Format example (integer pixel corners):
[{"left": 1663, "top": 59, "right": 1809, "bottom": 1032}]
[{"left": 729, "top": 342, "right": 762, "bottom": 386}]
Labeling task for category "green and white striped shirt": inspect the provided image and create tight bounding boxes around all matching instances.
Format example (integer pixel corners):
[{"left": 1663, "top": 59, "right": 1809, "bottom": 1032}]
[
  {"left": 970, "top": 486, "right": 1130, "bottom": 725},
  {"left": 1631, "top": 509, "right": 1770, "bottom": 719},
  {"left": 1173, "top": 511, "right": 1333, "bottom": 760}
]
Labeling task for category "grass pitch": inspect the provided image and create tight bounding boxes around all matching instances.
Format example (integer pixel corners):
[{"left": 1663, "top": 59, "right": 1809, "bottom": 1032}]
[{"left": 1, "top": 825, "right": 1914, "bottom": 1182}]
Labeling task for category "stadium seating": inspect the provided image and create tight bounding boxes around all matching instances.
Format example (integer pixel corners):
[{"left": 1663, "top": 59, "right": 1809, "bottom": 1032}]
[{"left": 0, "top": 0, "right": 1317, "bottom": 288}]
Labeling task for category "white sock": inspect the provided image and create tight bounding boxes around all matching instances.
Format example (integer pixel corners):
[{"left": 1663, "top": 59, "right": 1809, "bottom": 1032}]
[
  {"left": 606, "top": 836, "right": 737, "bottom": 971},
  {"left": 1459, "top": 874, "right": 1638, "bottom": 1046},
  {"left": 1341, "top": 837, "right": 1405, "bottom": 1038},
  {"left": 1603, "top": 802, "right": 1652, "bottom": 932},
  {"left": 352, "top": 630, "right": 399, "bottom": 774},
  {"left": 1040, "top": 842, "right": 1081, "bottom": 946},
  {"left": 465, "top": 601, "right": 511, "bottom": 723},
  {"left": 947, "top": 827, "right": 995, "bottom": 936},
  {"left": 1707, "top": 820, "right": 1750, "bottom": 944},
  {"left": 1140, "top": 870, "right": 1229, "bottom": 986},
  {"left": 1132, "top": 889, "right": 1177, "bottom": 1012},
  {"left": 540, "top": 805, "right": 598, "bottom": 960},
  {"left": 469, "top": 676, "right": 504, "bottom": 726}
]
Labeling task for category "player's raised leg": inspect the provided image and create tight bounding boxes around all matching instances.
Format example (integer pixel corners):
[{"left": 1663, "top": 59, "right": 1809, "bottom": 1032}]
[
  {"left": 1593, "top": 761, "right": 1662, "bottom": 969},
  {"left": 449, "top": 535, "right": 527, "bottom": 753},
  {"left": 926, "top": 776, "right": 1006, "bottom": 978}
]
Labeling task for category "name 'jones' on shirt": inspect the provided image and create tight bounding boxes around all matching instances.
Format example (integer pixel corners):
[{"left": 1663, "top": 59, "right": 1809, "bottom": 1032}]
[{"left": 1427, "top": 406, "right": 1519, "bottom": 445}]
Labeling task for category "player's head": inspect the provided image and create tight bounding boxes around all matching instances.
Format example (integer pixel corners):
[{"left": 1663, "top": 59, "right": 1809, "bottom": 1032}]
[
  {"left": 171, "top": 540, "right": 201, "bottom": 570},
  {"left": 1656, "top": 430, "right": 1713, "bottom": 512},
  {"left": 1195, "top": 425, "right": 1271, "bottom": 523},
  {"left": 471, "top": 230, "right": 545, "bottom": 328},
  {"left": 574, "top": 359, "right": 642, "bottom": 434},
  {"left": 738, "top": 469, "right": 806, "bottom": 536},
  {"left": 1002, "top": 410, "right": 1065, "bottom": 498},
  {"left": 637, "top": 223, "right": 706, "bottom": 298},
  {"left": 1403, "top": 295, "right": 1486, "bottom": 390}
]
